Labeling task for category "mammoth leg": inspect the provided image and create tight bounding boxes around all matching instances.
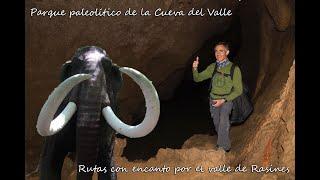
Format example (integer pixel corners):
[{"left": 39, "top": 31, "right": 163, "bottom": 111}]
[
  {"left": 39, "top": 107, "right": 76, "bottom": 180},
  {"left": 97, "top": 123, "right": 117, "bottom": 180},
  {"left": 39, "top": 136, "right": 69, "bottom": 180}
]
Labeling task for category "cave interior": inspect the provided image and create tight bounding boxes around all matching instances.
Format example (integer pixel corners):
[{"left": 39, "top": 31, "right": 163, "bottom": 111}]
[{"left": 121, "top": 13, "right": 291, "bottom": 161}]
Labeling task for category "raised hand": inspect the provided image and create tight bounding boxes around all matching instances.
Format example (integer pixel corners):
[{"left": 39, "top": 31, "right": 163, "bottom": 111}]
[{"left": 192, "top": 56, "right": 199, "bottom": 70}]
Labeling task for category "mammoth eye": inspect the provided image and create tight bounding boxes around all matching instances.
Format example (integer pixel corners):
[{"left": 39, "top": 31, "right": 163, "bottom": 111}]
[
  {"left": 66, "top": 57, "right": 85, "bottom": 74},
  {"left": 101, "top": 58, "right": 112, "bottom": 75}
]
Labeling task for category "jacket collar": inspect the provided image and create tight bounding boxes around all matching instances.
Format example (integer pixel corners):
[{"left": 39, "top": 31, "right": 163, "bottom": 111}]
[{"left": 216, "top": 58, "right": 230, "bottom": 68}]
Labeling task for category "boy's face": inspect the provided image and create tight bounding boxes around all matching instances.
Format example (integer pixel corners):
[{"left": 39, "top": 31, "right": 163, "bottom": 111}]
[{"left": 214, "top": 45, "right": 228, "bottom": 61}]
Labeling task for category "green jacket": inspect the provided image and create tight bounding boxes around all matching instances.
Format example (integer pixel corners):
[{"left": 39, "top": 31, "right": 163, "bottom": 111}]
[{"left": 192, "top": 62, "right": 243, "bottom": 101}]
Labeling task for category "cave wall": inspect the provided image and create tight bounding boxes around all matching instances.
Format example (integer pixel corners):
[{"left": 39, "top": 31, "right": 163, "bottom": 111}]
[
  {"left": 237, "top": 0, "right": 295, "bottom": 100},
  {"left": 26, "top": 0, "right": 295, "bottom": 176},
  {"left": 230, "top": 0, "right": 295, "bottom": 177}
]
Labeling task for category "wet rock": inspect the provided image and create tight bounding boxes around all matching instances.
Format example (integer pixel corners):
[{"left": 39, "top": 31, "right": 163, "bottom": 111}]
[{"left": 264, "top": 0, "right": 294, "bottom": 31}]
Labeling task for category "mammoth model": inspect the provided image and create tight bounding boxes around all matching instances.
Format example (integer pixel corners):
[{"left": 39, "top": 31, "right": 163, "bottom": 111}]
[{"left": 36, "top": 46, "right": 160, "bottom": 180}]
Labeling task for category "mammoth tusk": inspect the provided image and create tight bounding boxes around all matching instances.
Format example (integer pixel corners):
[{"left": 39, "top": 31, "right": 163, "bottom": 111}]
[
  {"left": 102, "top": 67, "right": 160, "bottom": 138},
  {"left": 36, "top": 74, "right": 92, "bottom": 136}
]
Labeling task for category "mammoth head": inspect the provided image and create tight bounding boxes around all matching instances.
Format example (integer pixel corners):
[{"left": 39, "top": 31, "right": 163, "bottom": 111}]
[{"left": 36, "top": 46, "right": 160, "bottom": 138}]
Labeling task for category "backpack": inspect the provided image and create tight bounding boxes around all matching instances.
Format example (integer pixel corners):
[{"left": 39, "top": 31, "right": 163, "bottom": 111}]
[{"left": 208, "top": 63, "right": 253, "bottom": 125}]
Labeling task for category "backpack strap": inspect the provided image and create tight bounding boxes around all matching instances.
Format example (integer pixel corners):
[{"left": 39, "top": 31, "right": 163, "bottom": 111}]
[
  {"left": 208, "top": 63, "right": 218, "bottom": 92},
  {"left": 208, "top": 63, "right": 237, "bottom": 92},
  {"left": 230, "top": 63, "right": 236, "bottom": 80}
]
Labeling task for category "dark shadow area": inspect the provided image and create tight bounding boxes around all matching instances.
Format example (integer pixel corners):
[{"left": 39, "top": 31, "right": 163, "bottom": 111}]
[{"left": 119, "top": 80, "right": 214, "bottom": 161}]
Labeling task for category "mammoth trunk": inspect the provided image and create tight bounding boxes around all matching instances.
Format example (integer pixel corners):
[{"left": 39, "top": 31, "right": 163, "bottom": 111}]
[{"left": 76, "top": 69, "right": 107, "bottom": 168}]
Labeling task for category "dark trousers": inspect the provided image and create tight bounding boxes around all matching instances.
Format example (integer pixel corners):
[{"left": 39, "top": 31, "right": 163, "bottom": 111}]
[{"left": 209, "top": 98, "right": 233, "bottom": 151}]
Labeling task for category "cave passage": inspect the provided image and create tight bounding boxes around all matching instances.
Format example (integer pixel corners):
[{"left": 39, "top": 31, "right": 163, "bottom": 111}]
[
  {"left": 121, "top": 77, "right": 215, "bottom": 161},
  {"left": 121, "top": 16, "right": 251, "bottom": 161}
]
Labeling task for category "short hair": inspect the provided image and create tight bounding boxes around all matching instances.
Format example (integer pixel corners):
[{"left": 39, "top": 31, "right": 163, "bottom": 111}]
[{"left": 214, "top": 42, "right": 229, "bottom": 50}]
